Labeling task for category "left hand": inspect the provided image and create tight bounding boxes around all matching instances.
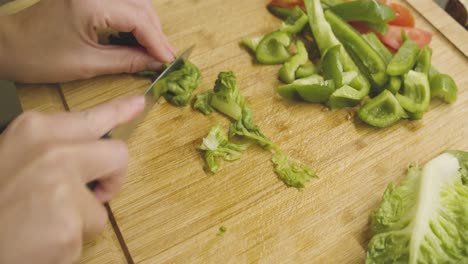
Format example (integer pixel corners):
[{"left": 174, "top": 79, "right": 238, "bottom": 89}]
[{"left": 0, "top": 0, "right": 175, "bottom": 83}]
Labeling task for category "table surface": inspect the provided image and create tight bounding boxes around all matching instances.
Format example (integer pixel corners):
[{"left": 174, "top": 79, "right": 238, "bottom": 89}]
[{"left": 5, "top": 0, "right": 468, "bottom": 263}]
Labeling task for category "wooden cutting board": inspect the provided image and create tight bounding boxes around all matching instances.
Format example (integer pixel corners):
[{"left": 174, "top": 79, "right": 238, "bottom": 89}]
[{"left": 59, "top": 0, "right": 468, "bottom": 263}]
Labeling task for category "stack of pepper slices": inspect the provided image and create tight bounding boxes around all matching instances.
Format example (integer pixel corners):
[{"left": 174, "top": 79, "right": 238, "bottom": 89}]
[{"left": 241, "top": 0, "right": 458, "bottom": 127}]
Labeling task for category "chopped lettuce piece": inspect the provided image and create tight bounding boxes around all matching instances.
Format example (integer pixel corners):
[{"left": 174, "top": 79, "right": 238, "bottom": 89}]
[
  {"left": 198, "top": 124, "right": 248, "bottom": 173},
  {"left": 151, "top": 59, "right": 201, "bottom": 106},
  {"left": 366, "top": 152, "right": 468, "bottom": 264},
  {"left": 272, "top": 151, "right": 317, "bottom": 188},
  {"left": 229, "top": 107, "right": 275, "bottom": 150},
  {"left": 193, "top": 91, "right": 215, "bottom": 115}
]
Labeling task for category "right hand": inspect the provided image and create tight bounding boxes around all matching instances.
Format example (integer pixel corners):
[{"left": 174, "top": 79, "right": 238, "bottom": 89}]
[{"left": 0, "top": 96, "right": 145, "bottom": 264}]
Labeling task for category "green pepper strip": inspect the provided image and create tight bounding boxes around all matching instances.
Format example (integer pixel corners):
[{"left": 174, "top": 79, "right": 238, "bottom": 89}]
[
  {"left": 280, "top": 6, "right": 309, "bottom": 34},
  {"left": 362, "top": 32, "right": 401, "bottom": 94},
  {"left": 387, "top": 39, "right": 420, "bottom": 76},
  {"left": 240, "top": 36, "right": 263, "bottom": 53},
  {"left": 396, "top": 70, "right": 431, "bottom": 114},
  {"left": 267, "top": 4, "right": 295, "bottom": 20},
  {"left": 256, "top": 31, "right": 292, "bottom": 64},
  {"left": 430, "top": 73, "right": 458, "bottom": 104},
  {"left": 385, "top": 76, "right": 402, "bottom": 94},
  {"left": 358, "top": 90, "right": 407, "bottom": 128},
  {"left": 321, "top": 45, "right": 343, "bottom": 87},
  {"left": 304, "top": 0, "right": 370, "bottom": 107},
  {"left": 279, "top": 40, "right": 309, "bottom": 84},
  {"left": 414, "top": 46, "right": 432, "bottom": 75},
  {"left": 362, "top": 32, "right": 392, "bottom": 64},
  {"left": 325, "top": 10, "right": 388, "bottom": 88},
  {"left": 277, "top": 75, "right": 335, "bottom": 103},
  {"left": 329, "top": 0, "right": 395, "bottom": 24},
  {"left": 296, "top": 63, "right": 318, "bottom": 79}
]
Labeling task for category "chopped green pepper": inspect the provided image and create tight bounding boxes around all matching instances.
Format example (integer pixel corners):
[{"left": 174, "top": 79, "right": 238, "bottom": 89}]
[
  {"left": 329, "top": 0, "right": 395, "bottom": 24},
  {"left": 304, "top": 0, "right": 370, "bottom": 107},
  {"left": 387, "top": 39, "right": 420, "bottom": 76},
  {"left": 328, "top": 84, "right": 366, "bottom": 109},
  {"left": 256, "top": 31, "right": 292, "bottom": 64},
  {"left": 296, "top": 80, "right": 335, "bottom": 103},
  {"left": 267, "top": 4, "right": 295, "bottom": 20},
  {"left": 396, "top": 70, "right": 431, "bottom": 114},
  {"left": 277, "top": 83, "right": 301, "bottom": 101},
  {"left": 430, "top": 74, "right": 458, "bottom": 104},
  {"left": 385, "top": 76, "right": 402, "bottom": 94},
  {"left": 295, "top": 63, "right": 318, "bottom": 78},
  {"left": 325, "top": 10, "right": 388, "bottom": 88},
  {"left": 280, "top": 6, "right": 309, "bottom": 34},
  {"left": 362, "top": 32, "right": 392, "bottom": 64},
  {"left": 277, "top": 75, "right": 335, "bottom": 103},
  {"left": 361, "top": 32, "right": 402, "bottom": 94},
  {"left": 414, "top": 46, "right": 432, "bottom": 75},
  {"left": 279, "top": 40, "right": 309, "bottom": 84},
  {"left": 358, "top": 90, "right": 407, "bottom": 128},
  {"left": 240, "top": 36, "right": 263, "bottom": 53},
  {"left": 321, "top": 44, "right": 343, "bottom": 88}
]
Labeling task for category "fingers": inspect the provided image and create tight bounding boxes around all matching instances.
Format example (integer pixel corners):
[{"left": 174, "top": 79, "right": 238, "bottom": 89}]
[
  {"left": 88, "top": 46, "right": 164, "bottom": 75},
  {"left": 78, "top": 187, "right": 108, "bottom": 241},
  {"left": 46, "top": 96, "right": 145, "bottom": 141},
  {"left": 103, "top": 1, "right": 175, "bottom": 62},
  {"left": 64, "top": 140, "right": 129, "bottom": 184}
]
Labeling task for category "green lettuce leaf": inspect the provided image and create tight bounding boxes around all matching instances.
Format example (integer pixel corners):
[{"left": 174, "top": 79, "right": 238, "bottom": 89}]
[
  {"left": 198, "top": 124, "right": 248, "bottom": 173},
  {"left": 366, "top": 151, "right": 468, "bottom": 264}
]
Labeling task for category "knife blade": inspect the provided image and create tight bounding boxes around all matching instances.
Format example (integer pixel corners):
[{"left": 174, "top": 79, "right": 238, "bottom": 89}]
[
  {"left": 105, "top": 45, "right": 195, "bottom": 140},
  {"left": 86, "top": 45, "right": 194, "bottom": 190}
]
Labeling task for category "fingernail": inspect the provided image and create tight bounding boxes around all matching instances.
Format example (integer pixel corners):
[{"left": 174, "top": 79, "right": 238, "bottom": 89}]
[{"left": 146, "top": 61, "right": 164, "bottom": 71}]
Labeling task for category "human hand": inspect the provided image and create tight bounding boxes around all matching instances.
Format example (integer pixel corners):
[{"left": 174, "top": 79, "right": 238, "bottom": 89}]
[
  {"left": 0, "top": 0, "right": 175, "bottom": 83},
  {"left": 0, "top": 96, "right": 144, "bottom": 263}
]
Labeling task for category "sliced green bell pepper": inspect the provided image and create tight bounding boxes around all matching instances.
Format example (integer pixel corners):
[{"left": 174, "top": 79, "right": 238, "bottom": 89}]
[
  {"left": 396, "top": 70, "right": 431, "bottom": 113},
  {"left": 362, "top": 32, "right": 392, "bottom": 64},
  {"left": 321, "top": 45, "right": 343, "bottom": 87},
  {"left": 280, "top": 6, "right": 309, "bottom": 34},
  {"left": 296, "top": 63, "right": 318, "bottom": 79},
  {"left": 385, "top": 76, "right": 402, "bottom": 94},
  {"left": 329, "top": 0, "right": 395, "bottom": 24},
  {"left": 297, "top": 80, "right": 335, "bottom": 103},
  {"left": 361, "top": 32, "right": 402, "bottom": 94},
  {"left": 387, "top": 38, "right": 420, "bottom": 76},
  {"left": 277, "top": 75, "right": 335, "bottom": 103},
  {"left": 267, "top": 4, "right": 295, "bottom": 20},
  {"left": 430, "top": 73, "right": 458, "bottom": 104},
  {"left": 325, "top": 10, "right": 388, "bottom": 88},
  {"left": 304, "top": 0, "right": 370, "bottom": 107},
  {"left": 256, "top": 31, "right": 292, "bottom": 64},
  {"left": 328, "top": 84, "right": 366, "bottom": 109},
  {"left": 240, "top": 36, "right": 263, "bottom": 53},
  {"left": 414, "top": 46, "right": 432, "bottom": 75},
  {"left": 279, "top": 40, "right": 309, "bottom": 84},
  {"left": 358, "top": 90, "right": 407, "bottom": 128}
]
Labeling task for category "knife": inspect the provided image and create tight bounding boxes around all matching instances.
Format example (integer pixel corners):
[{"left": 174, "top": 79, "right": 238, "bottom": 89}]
[
  {"left": 86, "top": 45, "right": 195, "bottom": 189},
  {"left": 105, "top": 45, "right": 195, "bottom": 140}
]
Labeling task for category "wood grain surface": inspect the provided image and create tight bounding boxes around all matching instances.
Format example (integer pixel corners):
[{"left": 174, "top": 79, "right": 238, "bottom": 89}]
[
  {"left": 406, "top": 0, "right": 468, "bottom": 57},
  {"left": 57, "top": 0, "right": 466, "bottom": 263}
]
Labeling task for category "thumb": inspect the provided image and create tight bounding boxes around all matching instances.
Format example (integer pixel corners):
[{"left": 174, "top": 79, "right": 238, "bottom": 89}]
[{"left": 88, "top": 46, "right": 164, "bottom": 76}]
